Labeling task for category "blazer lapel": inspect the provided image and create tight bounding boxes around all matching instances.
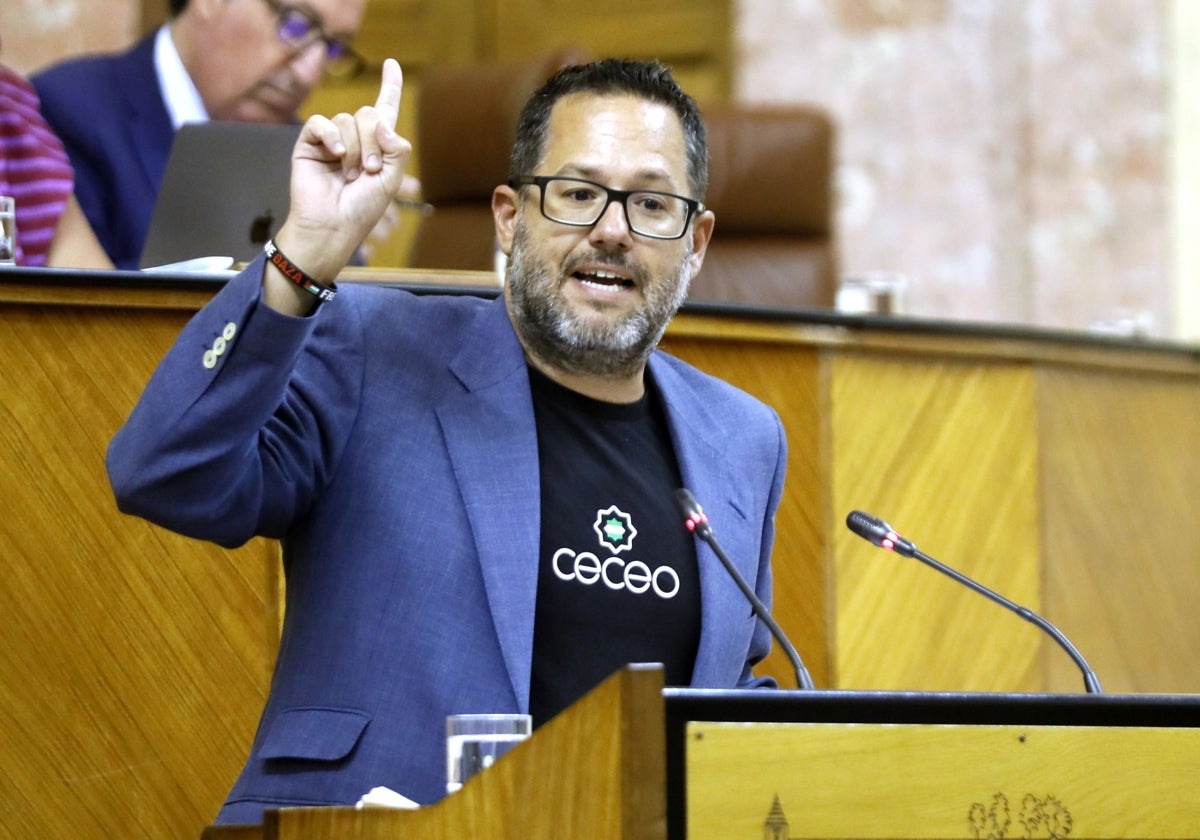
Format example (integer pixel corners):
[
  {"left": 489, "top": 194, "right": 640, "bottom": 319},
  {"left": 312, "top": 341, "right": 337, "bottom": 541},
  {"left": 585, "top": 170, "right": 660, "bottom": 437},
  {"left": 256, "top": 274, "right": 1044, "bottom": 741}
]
[
  {"left": 649, "top": 355, "right": 757, "bottom": 686},
  {"left": 437, "top": 298, "right": 540, "bottom": 710},
  {"left": 435, "top": 325, "right": 767, "bottom": 702}
]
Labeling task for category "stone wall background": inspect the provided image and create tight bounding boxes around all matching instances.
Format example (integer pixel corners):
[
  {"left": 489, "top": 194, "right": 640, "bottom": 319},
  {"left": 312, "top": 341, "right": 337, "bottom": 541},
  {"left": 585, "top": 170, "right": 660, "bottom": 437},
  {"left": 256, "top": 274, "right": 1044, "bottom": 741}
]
[
  {"left": 739, "top": 0, "right": 1171, "bottom": 334},
  {"left": 1, "top": 0, "right": 136, "bottom": 73}
]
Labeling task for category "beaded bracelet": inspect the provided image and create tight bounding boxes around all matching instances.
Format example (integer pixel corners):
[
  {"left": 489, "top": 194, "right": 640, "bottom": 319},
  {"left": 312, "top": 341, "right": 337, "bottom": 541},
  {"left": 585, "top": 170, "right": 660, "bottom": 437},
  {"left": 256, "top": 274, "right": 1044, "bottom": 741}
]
[{"left": 264, "top": 239, "right": 337, "bottom": 303}]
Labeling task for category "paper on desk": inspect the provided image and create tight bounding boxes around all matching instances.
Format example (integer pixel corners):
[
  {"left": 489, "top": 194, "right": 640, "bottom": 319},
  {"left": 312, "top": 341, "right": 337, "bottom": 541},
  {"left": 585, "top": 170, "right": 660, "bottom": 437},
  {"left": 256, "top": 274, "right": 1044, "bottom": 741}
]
[
  {"left": 141, "top": 256, "right": 236, "bottom": 273},
  {"left": 355, "top": 786, "right": 420, "bottom": 810}
]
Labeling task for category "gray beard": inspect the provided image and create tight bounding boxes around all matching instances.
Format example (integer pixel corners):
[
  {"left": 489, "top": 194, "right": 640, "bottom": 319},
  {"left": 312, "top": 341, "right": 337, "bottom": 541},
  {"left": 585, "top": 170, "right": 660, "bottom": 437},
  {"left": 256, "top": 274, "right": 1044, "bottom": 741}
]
[{"left": 504, "top": 222, "right": 692, "bottom": 380}]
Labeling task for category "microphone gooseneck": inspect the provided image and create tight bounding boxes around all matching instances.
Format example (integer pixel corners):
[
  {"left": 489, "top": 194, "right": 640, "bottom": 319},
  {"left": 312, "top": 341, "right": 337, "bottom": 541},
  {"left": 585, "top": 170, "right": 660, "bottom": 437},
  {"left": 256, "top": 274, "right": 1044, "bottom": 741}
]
[
  {"left": 845, "top": 510, "right": 1103, "bottom": 694},
  {"left": 676, "top": 489, "right": 815, "bottom": 690}
]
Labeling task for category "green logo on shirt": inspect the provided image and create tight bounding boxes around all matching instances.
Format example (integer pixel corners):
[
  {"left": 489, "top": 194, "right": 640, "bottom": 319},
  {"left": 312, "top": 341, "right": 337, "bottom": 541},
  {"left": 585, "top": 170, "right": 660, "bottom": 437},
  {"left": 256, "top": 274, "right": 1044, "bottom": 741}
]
[{"left": 594, "top": 505, "right": 637, "bottom": 554}]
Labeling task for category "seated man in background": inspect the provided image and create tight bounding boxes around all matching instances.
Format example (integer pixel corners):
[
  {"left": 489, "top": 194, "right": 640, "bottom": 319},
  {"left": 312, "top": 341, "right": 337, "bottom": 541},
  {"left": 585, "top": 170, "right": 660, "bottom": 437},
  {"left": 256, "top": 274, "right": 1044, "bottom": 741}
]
[
  {"left": 31, "top": 0, "right": 366, "bottom": 269},
  {"left": 0, "top": 59, "right": 111, "bottom": 268},
  {"left": 108, "top": 57, "right": 786, "bottom": 823}
]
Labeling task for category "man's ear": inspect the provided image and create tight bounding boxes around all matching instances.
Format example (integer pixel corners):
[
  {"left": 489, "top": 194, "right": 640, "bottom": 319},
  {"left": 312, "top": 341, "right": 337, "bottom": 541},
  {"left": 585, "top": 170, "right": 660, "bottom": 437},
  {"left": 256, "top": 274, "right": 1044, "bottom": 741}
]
[
  {"left": 492, "top": 185, "right": 520, "bottom": 255},
  {"left": 687, "top": 208, "right": 716, "bottom": 276}
]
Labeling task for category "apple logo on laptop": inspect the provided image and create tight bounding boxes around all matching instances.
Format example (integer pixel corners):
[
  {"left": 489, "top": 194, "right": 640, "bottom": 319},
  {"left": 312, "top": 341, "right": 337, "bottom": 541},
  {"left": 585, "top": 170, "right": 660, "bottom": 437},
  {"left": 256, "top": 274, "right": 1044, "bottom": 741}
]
[{"left": 249, "top": 209, "right": 276, "bottom": 247}]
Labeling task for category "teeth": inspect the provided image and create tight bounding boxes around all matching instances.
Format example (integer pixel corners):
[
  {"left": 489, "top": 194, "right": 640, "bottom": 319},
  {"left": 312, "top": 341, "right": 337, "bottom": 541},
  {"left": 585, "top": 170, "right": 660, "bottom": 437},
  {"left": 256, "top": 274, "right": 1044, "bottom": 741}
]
[
  {"left": 581, "top": 278, "right": 620, "bottom": 291},
  {"left": 574, "top": 268, "right": 632, "bottom": 290},
  {"left": 575, "top": 268, "right": 626, "bottom": 281}
]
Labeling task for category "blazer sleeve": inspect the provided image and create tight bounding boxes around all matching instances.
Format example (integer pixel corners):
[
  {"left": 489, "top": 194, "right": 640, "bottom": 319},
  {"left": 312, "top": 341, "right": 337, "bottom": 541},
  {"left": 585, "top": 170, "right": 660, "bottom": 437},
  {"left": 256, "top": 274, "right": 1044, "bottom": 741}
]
[{"left": 107, "top": 256, "right": 364, "bottom": 546}]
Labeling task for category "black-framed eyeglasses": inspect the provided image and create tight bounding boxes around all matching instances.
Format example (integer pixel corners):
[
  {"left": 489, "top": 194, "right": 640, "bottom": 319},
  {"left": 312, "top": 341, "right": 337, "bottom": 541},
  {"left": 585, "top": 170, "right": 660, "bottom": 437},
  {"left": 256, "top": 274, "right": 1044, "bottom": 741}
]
[
  {"left": 262, "top": 0, "right": 366, "bottom": 79},
  {"left": 509, "top": 175, "right": 703, "bottom": 240}
]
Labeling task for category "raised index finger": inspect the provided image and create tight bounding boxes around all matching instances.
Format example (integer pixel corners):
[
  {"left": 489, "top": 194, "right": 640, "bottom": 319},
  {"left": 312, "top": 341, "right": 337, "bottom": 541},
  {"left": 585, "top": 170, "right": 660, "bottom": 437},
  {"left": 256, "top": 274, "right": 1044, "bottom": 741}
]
[{"left": 374, "top": 58, "right": 403, "bottom": 131}]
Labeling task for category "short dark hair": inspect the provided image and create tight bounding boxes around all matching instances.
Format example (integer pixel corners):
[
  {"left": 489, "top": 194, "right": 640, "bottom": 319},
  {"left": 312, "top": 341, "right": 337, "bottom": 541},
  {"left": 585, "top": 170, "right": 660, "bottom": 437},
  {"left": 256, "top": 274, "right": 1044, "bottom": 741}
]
[{"left": 509, "top": 58, "right": 708, "bottom": 200}]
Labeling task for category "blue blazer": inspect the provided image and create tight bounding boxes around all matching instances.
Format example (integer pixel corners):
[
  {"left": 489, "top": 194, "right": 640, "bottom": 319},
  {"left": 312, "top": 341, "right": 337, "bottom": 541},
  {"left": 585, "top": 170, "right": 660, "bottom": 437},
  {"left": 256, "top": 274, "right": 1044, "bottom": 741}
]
[
  {"left": 32, "top": 35, "right": 173, "bottom": 269},
  {"left": 107, "top": 259, "right": 788, "bottom": 823}
]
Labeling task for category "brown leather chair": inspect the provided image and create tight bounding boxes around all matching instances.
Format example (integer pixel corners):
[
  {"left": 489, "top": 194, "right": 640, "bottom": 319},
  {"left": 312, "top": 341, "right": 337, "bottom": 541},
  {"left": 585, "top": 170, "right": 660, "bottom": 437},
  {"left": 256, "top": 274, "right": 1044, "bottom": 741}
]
[
  {"left": 410, "top": 56, "right": 837, "bottom": 309},
  {"left": 693, "top": 102, "right": 837, "bottom": 309}
]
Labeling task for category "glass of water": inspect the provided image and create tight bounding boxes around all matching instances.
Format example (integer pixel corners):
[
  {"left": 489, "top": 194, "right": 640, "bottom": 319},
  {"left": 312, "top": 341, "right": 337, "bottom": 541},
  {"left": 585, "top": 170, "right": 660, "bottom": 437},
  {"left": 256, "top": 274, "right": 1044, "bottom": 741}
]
[
  {"left": 836, "top": 270, "right": 907, "bottom": 315},
  {"left": 0, "top": 196, "right": 16, "bottom": 266},
  {"left": 445, "top": 712, "right": 532, "bottom": 794}
]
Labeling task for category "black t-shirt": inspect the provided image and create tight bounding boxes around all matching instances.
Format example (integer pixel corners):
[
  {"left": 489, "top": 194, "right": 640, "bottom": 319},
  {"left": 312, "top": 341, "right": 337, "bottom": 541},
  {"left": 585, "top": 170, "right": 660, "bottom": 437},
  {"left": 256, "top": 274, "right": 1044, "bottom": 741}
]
[{"left": 527, "top": 367, "right": 701, "bottom": 727}]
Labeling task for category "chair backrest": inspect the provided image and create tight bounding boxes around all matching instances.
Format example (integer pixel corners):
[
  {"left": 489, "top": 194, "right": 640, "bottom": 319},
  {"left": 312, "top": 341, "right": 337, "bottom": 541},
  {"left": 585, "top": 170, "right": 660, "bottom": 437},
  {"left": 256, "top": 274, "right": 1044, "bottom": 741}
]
[
  {"left": 693, "top": 103, "right": 837, "bottom": 309},
  {"left": 410, "top": 56, "right": 837, "bottom": 309}
]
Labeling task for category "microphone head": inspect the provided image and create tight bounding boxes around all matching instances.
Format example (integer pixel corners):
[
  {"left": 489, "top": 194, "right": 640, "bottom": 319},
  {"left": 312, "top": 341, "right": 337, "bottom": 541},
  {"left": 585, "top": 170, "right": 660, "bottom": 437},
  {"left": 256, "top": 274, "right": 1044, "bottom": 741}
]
[
  {"left": 845, "top": 510, "right": 916, "bottom": 557},
  {"left": 846, "top": 510, "right": 887, "bottom": 543},
  {"left": 675, "top": 488, "right": 712, "bottom": 538}
]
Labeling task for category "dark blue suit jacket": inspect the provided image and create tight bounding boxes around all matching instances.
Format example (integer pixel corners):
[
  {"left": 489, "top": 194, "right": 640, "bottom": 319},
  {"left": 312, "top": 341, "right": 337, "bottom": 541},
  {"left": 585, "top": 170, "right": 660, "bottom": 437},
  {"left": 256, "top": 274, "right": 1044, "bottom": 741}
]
[
  {"left": 107, "top": 259, "right": 788, "bottom": 823},
  {"left": 32, "top": 35, "right": 173, "bottom": 269}
]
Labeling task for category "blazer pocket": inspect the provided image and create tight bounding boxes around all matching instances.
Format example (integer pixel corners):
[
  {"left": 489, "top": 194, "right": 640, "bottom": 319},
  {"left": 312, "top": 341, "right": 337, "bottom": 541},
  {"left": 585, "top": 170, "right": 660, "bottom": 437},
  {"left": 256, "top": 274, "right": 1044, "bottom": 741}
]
[{"left": 259, "top": 707, "right": 372, "bottom": 762}]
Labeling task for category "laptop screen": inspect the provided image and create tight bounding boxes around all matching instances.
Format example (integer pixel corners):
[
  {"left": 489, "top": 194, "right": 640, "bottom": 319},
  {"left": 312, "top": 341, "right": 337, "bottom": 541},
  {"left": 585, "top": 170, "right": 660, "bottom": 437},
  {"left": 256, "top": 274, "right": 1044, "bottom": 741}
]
[{"left": 139, "top": 122, "right": 300, "bottom": 269}]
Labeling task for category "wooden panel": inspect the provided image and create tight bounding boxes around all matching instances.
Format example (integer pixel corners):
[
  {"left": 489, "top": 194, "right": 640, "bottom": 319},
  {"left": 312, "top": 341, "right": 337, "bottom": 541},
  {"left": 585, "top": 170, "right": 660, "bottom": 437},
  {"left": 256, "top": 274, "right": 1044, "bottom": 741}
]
[
  {"left": 829, "top": 354, "right": 1042, "bottom": 692},
  {"left": 141, "top": 0, "right": 170, "bottom": 32},
  {"left": 1038, "top": 367, "right": 1200, "bottom": 693},
  {"left": 0, "top": 300, "right": 281, "bottom": 839},
  {"left": 351, "top": 0, "right": 485, "bottom": 69},
  {"left": 8, "top": 271, "right": 1200, "bottom": 838},
  {"left": 662, "top": 312, "right": 1200, "bottom": 695},
  {"left": 492, "top": 0, "right": 732, "bottom": 101},
  {"left": 686, "top": 721, "right": 1200, "bottom": 838}
]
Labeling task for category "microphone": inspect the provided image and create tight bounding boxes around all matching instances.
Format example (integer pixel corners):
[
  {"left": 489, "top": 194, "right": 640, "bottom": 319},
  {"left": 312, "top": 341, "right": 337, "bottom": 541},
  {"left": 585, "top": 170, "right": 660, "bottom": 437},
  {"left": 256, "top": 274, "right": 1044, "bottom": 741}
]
[
  {"left": 675, "top": 488, "right": 815, "bottom": 690},
  {"left": 845, "top": 510, "right": 1103, "bottom": 694}
]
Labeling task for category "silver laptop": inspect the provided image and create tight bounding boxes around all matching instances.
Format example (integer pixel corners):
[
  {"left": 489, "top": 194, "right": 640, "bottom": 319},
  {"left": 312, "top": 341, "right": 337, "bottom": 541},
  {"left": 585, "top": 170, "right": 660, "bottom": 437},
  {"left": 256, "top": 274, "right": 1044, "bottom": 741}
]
[{"left": 139, "top": 122, "right": 300, "bottom": 269}]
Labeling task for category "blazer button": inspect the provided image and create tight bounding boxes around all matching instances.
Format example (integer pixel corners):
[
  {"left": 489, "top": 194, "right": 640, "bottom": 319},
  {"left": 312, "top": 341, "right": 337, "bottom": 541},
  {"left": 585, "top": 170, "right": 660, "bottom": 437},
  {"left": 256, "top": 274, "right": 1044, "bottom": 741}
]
[
  {"left": 223, "top": 322, "right": 237, "bottom": 341},
  {"left": 203, "top": 349, "right": 217, "bottom": 369},
  {"left": 212, "top": 336, "right": 227, "bottom": 355}
]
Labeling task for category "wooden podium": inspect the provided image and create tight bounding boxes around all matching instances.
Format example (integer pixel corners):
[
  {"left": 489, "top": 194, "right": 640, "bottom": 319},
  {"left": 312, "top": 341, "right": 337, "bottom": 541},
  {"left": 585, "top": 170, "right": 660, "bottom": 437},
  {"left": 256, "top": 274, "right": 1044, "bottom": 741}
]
[
  {"left": 205, "top": 663, "right": 668, "bottom": 840},
  {"left": 206, "top": 664, "right": 1200, "bottom": 840},
  {"left": 664, "top": 680, "right": 1200, "bottom": 838}
]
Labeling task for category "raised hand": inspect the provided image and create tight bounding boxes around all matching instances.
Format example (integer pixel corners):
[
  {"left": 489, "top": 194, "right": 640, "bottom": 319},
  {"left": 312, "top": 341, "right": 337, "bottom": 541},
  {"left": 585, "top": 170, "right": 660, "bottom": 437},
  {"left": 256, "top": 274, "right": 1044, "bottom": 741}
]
[{"left": 263, "top": 59, "right": 412, "bottom": 313}]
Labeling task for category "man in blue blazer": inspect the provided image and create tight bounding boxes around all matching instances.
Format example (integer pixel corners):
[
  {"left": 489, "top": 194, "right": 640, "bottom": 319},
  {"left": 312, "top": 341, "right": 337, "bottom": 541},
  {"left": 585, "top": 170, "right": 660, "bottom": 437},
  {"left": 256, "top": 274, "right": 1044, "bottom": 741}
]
[
  {"left": 108, "top": 57, "right": 790, "bottom": 825},
  {"left": 31, "top": 0, "right": 365, "bottom": 269}
]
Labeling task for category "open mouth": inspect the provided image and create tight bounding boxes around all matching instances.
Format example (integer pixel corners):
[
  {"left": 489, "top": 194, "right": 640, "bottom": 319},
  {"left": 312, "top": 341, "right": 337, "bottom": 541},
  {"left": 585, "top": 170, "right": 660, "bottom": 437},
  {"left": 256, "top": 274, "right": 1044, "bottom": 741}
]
[{"left": 572, "top": 269, "right": 636, "bottom": 292}]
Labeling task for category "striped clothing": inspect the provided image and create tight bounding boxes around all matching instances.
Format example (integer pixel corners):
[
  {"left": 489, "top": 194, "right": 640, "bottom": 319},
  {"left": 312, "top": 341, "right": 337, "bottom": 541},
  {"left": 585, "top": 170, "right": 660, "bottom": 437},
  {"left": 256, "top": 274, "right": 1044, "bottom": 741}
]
[{"left": 1, "top": 65, "right": 74, "bottom": 266}]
